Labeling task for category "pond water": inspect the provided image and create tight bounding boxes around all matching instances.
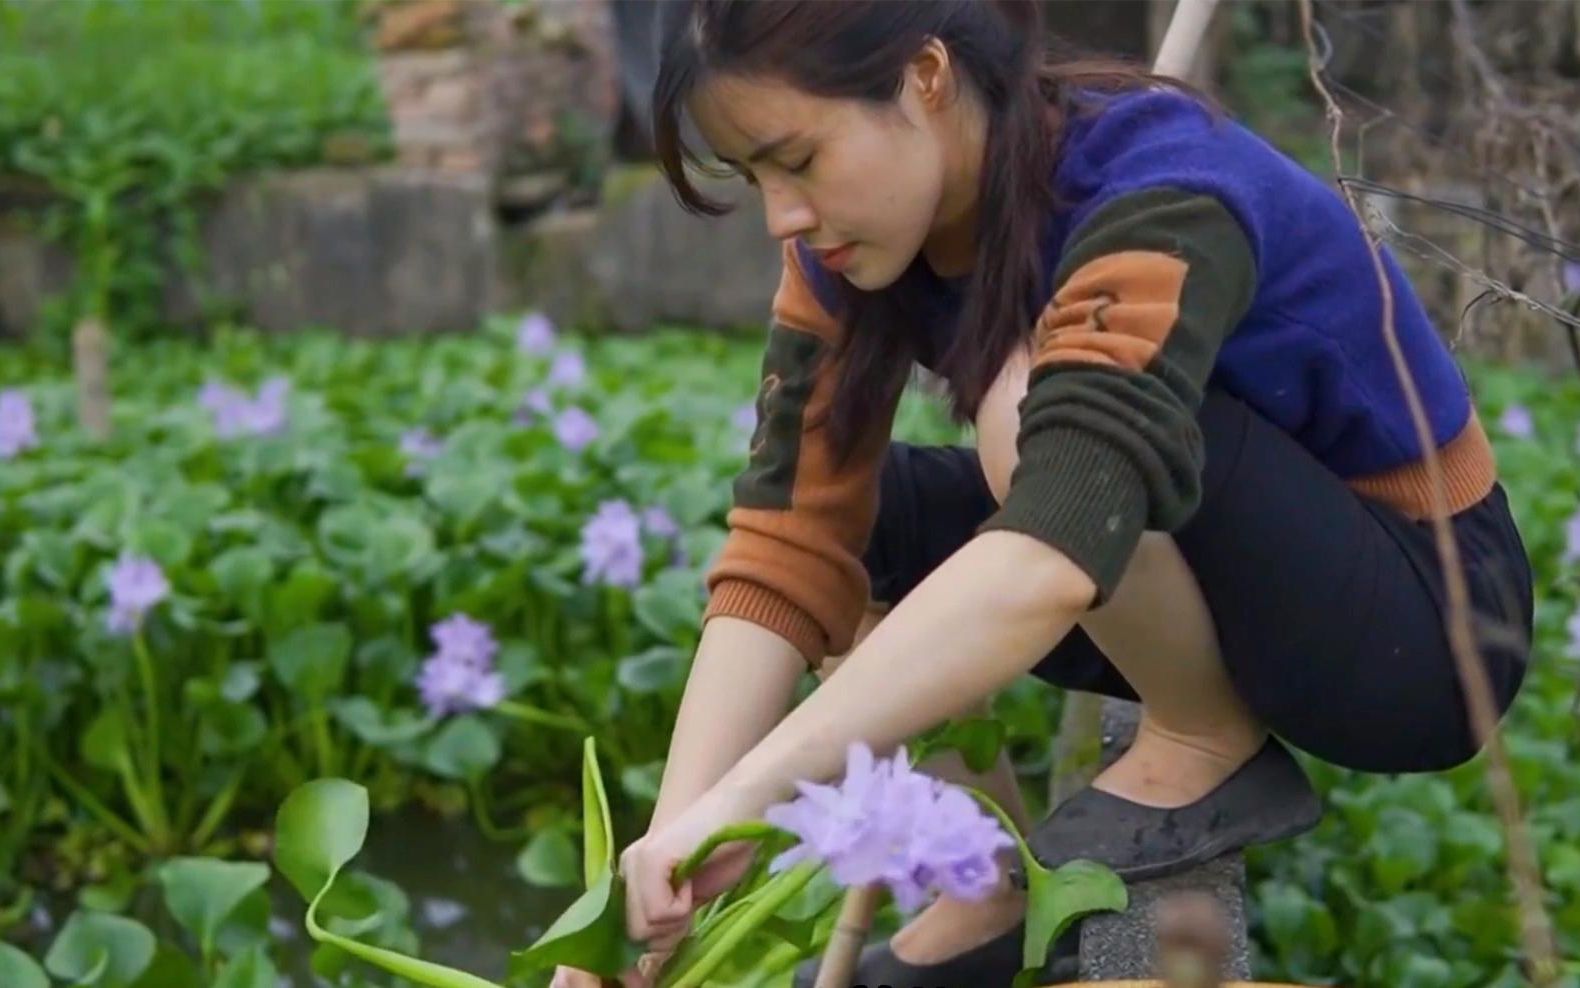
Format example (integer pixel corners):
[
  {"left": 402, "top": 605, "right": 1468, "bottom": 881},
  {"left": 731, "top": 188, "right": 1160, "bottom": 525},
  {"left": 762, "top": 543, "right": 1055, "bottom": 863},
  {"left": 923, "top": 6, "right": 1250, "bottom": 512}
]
[
  {"left": 272, "top": 806, "right": 577, "bottom": 984},
  {"left": 19, "top": 806, "right": 576, "bottom": 986}
]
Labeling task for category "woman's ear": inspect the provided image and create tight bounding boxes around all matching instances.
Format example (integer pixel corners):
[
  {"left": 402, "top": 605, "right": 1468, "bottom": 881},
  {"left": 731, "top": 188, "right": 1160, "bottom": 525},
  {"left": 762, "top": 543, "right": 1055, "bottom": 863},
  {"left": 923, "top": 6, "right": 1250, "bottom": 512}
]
[{"left": 905, "top": 36, "right": 957, "bottom": 111}]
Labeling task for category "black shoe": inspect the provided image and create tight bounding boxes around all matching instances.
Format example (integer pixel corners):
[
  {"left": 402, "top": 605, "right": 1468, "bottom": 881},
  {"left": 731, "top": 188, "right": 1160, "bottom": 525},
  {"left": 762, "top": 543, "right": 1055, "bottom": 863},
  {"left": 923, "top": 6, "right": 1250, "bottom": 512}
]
[
  {"left": 791, "top": 921, "right": 1079, "bottom": 988},
  {"left": 1022, "top": 735, "right": 1323, "bottom": 884}
]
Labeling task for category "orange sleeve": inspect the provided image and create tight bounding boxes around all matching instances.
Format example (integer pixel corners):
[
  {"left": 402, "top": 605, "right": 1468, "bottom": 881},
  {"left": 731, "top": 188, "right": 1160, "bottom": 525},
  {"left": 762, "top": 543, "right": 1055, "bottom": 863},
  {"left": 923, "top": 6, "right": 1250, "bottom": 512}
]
[{"left": 702, "top": 243, "right": 898, "bottom": 667}]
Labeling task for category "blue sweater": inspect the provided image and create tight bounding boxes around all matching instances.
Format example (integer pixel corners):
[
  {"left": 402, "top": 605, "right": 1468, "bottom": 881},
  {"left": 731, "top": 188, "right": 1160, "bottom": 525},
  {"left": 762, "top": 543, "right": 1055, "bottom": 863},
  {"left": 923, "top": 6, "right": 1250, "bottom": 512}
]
[{"left": 794, "top": 88, "right": 1495, "bottom": 601}]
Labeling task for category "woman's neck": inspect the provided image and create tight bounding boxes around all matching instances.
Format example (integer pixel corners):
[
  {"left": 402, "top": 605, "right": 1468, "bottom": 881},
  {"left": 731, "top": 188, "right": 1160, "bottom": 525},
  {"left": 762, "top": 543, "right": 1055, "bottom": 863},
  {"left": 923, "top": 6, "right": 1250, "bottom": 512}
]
[{"left": 921, "top": 94, "right": 988, "bottom": 279}]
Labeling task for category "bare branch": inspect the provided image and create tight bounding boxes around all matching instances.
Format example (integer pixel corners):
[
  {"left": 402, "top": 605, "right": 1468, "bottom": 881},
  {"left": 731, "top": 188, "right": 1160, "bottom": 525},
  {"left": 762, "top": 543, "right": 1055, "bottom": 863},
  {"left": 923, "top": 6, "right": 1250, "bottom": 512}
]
[{"left": 1298, "top": 2, "right": 1563, "bottom": 984}]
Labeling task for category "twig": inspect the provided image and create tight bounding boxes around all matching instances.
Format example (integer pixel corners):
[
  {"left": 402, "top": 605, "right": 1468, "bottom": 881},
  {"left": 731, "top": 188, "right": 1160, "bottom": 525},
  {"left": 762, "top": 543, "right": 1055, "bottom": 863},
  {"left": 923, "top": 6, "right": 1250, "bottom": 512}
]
[
  {"left": 1298, "top": 3, "right": 1562, "bottom": 984},
  {"left": 813, "top": 884, "right": 882, "bottom": 988}
]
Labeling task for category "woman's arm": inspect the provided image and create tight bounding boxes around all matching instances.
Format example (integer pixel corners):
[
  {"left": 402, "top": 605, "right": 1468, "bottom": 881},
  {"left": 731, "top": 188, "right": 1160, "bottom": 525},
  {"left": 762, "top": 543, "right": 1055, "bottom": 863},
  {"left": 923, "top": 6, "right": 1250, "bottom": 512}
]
[
  {"left": 648, "top": 617, "right": 805, "bottom": 829},
  {"left": 712, "top": 530, "right": 1094, "bottom": 815}
]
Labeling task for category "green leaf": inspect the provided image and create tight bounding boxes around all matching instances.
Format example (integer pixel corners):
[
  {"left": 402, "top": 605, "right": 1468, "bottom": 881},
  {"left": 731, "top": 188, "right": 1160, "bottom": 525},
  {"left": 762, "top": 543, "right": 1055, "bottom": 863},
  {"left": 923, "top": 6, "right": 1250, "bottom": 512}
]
[
  {"left": 421, "top": 716, "right": 500, "bottom": 780},
  {"left": 213, "top": 889, "right": 272, "bottom": 959},
  {"left": 44, "top": 911, "right": 157, "bottom": 988},
  {"left": 157, "top": 857, "right": 271, "bottom": 958},
  {"left": 0, "top": 943, "right": 48, "bottom": 988},
  {"left": 82, "top": 708, "right": 134, "bottom": 773},
  {"left": 266, "top": 560, "right": 338, "bottom": 632},
  {"left": 79, "top": 872, "right": 136, "bottom": 914},
  {"left": 267, "top": 622, "right": 351, "bottom": 701},
  {"left": 915, "top": 717, "right": 1008, "bottom": 774},
  {"left": 198, "top": 700, "right": 268, "bottom": 757},
  {"left": 1015, "top": 859, "right": 1127, "bottom": 986},
  {"left": 221, "top": 662, "right": 263, "bottom": 702},
  {"left": 582, "top": 737, "right": 615, "bottom": 888},
  {"left": 274, "top": 778, "right": 370, "bottom": 905},
  {"left": 131, "top": 517, "right": 193, "bottom": 569},
  {"left": 509, "top": 871, "right": 643, "bottom": 979},
  {"left": 620, "top": 761, "right": 664, "bottom": 804},
  {"left": 632, "top": 570, "right": 703, "bottom": 641},
  {"left": 210, "top": 547, "right": 273, "bottom": 621},
  {"left": 615, "top": 645, "right": 687, "bottom": 694},
  {"left": 516, "top": 825, "right": 581, "bottom": 888},
  {"left": 427, "top": 471, "right": 500, "bottom": 527},
  {"left": 212, "top": 946, "right": 278, "bottom": 988},
  {"left": 331, "top": 696, "right": 432, "bottom": 747},
  {"left": 126, "top": 945, "right": 202, "bottom": 988}
]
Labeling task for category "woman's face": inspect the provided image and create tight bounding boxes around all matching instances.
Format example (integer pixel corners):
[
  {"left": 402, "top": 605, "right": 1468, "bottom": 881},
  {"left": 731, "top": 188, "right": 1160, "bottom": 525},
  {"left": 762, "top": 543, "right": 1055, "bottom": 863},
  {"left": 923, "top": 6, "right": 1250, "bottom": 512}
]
[{"left": 688, "top": 64, "right": 956, "bottom": 291}]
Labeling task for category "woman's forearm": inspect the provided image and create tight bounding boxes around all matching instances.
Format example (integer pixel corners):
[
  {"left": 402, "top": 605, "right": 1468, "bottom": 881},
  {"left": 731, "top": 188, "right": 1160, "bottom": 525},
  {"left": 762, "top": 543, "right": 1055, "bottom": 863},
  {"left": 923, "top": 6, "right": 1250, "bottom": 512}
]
[
  {"left": 648, "top": 616, "right": 807, "bottom": 829},
  {"left": 714, "top": 531, "right": 1095, "bottom": 814}
]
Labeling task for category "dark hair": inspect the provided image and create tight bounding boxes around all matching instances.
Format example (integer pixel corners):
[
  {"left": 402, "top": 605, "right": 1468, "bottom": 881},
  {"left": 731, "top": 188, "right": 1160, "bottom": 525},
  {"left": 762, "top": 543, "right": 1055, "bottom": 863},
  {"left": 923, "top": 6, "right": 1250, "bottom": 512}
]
[{"left": 653, "top": 0, "right": 1182, "bottom": 462}]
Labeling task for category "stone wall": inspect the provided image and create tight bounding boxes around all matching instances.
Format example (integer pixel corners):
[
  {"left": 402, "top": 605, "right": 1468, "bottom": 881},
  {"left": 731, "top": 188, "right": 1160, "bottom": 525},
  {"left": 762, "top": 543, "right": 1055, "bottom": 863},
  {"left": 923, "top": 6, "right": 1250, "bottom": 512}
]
[{"left": 371, "top": 0, "right": 619, "bottom": 209}]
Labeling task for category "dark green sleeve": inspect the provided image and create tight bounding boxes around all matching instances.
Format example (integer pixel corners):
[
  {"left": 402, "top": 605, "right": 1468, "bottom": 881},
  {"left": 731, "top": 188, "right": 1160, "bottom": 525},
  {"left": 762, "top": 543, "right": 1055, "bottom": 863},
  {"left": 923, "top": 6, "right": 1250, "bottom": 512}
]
[{"left": 977, "top": 187, "right": 1258, "bottom": 601}]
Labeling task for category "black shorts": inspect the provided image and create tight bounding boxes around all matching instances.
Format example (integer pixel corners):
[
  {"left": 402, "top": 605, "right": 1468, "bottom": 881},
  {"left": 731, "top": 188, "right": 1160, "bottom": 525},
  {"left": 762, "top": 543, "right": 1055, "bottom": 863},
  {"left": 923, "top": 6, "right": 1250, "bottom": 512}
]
[{"left": 862, "top": 390, "right": 1534, "bottom": 774}]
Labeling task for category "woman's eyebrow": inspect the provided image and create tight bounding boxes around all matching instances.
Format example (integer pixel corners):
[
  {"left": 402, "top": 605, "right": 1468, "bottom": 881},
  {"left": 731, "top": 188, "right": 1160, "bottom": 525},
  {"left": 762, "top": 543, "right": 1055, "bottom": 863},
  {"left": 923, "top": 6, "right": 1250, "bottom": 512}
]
[{"left": 718, "top": 132, "right": 803, "bottom": 168}]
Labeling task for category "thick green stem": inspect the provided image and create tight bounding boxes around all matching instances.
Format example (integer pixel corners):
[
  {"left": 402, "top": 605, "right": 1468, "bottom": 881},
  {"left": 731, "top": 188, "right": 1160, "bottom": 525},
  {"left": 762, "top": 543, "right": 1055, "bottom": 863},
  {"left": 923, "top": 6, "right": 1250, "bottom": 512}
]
[
  {"left": 661, "top": 862, "right": 819, "bottom": 988},
  {"left": 305, "top": 880, "right": 504, "bottom": 988},
  {"left": 131, "top": 633, "right": 164, "bottom": 801},
  {"left": 494, "top": 700, "right": 588, "bottom": 736},
  {"left": 467, "top": 779, "right": 532, "bottom": 843},
  {"left": 37, "top": 748, "right": 151, "bottom": 854},
  {"left": 672, "top": 822, "right": 782, "bottom": 889},
  {"left": 190, "top": 769, "right": 245, "bottom": 850},
  {"left": 310, "top": 705, "right": 336, "bottom": 779},
  {"left": 966, "top": 788, "right": 1039, "bottom": 877}
]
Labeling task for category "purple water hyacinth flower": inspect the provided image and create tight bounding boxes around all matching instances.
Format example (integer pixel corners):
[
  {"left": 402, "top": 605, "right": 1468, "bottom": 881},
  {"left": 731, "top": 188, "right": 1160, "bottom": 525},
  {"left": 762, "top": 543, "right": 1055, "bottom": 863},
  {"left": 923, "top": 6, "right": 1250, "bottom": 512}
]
[
  {"left": 1499, "top": 404, "right": 1534, "bottom": 439},
  {"left": 764, "top": 743, "right": 1014, "bottom": 911},
  {"left": 580, "top": 499, "right": 644, "bottom": 588},
  {"left": 415, "top": 612, "right": 506, "bottom": 717},
  {"left": 553, "top": 407, "right": 599, "bottom": 451},
  {"left": 400, "top": 427, "right": 445, "bottom": 476},
  {"left": 907, "top": 786, "right": 1015, "bottom": 903},
  {"left": 105, "top": 554, "right": 171, "bottom": 635},
  {"left": 200, "top": 376, "right": 290, "bottom": 438},
  {"left": 513, "top": 388, "right": 554, "bottom": 426},
  {"left": 548, "top": 351, "right": 586, "bottom": 388},
  {"left": 1563, "top": 509, "right": 1580, "bottom": 568},
  {"left": 516, "top": 311, "right": 557, "bottom": 354},
  {"left": 642, "top": 506, "right": 679, "bottom": 539},
  {"left": 429, "top": 613, "right": 499, "bottom": 667},
  {"left": 1562, "top": 260, "right": 1580, "bottom": 295},
  {"left": 732, "top": 402, "right": 758, "bottom": 433},
  {"left": 416, "top": 650, "right": 506, "bottom": 717},
  {"left": 1568, "top": 607, "right": 1580, "bottom": 657},
  {"left": 0, "top": 389, "right": 39, "bottom": 459}
]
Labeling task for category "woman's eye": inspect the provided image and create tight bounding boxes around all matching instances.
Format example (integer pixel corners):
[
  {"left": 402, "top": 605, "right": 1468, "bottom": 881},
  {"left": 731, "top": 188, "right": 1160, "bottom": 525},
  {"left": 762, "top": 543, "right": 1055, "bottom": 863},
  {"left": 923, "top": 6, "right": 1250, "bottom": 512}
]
[{"left": 787, "top": 155, "right": 814, "bottom": 176}]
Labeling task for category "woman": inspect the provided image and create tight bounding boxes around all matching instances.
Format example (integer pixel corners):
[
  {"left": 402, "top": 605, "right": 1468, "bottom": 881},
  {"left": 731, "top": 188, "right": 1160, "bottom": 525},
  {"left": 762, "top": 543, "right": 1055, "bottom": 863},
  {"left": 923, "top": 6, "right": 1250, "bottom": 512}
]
[{"left": 557, "top": 1, "right": 1533, "bottom": 984}]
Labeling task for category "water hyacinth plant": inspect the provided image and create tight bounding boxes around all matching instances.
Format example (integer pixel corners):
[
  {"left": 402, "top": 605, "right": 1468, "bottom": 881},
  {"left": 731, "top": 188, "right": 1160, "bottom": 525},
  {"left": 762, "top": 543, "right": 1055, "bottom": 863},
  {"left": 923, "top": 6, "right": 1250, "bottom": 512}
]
[
  {"left": 0, "top": 388, "right": 39, "bottom": 459},
  {"left": 273, "top": 735, "right": 1126, "bottom": 988}
]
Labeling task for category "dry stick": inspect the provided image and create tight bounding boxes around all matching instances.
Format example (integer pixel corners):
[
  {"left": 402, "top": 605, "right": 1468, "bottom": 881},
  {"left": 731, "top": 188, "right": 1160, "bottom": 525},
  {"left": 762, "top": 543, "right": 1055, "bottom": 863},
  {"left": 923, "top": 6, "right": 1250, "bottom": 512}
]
[
  {"left": 811, "top": 886, "right": 883, "bottom": 988},
  {"left": 1297, "top": 2, "right": 1562, "bottom": 983}
]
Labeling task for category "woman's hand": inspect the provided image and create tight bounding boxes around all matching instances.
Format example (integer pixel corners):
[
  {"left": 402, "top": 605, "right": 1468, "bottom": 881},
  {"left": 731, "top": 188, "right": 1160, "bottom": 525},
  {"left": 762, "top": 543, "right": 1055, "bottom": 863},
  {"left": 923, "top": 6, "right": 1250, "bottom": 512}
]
[
  {"left": 547, "top": 953, "right": 668, "bottom": 988},
  {"left": 619, "top": 788, "right": 758, "bottom": 948}
]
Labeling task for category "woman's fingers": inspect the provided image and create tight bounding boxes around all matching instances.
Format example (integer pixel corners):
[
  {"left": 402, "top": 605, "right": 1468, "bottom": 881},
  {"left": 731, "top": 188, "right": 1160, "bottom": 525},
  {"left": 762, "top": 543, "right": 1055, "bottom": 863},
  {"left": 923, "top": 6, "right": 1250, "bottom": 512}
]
[
  {"left": 548, "top": 966, "right": 603, "bottom": 988},
  {"left": 622, "top": 843, "right": 693, "bottom": 943}
]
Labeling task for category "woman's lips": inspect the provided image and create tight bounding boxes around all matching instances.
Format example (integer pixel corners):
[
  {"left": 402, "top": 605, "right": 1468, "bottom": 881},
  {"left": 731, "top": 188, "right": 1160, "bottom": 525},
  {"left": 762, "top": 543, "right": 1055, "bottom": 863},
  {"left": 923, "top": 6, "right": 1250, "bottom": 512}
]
[{"left": 813, "top": 242, "right": 856, "bottom": 272}]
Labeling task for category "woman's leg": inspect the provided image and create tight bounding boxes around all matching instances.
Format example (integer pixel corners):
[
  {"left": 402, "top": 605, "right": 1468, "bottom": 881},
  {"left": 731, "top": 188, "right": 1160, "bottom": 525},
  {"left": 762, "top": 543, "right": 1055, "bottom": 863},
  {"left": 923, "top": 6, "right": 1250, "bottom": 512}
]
[{"left": 1035, "top": 389, "right": 1532, "bottom": 786}]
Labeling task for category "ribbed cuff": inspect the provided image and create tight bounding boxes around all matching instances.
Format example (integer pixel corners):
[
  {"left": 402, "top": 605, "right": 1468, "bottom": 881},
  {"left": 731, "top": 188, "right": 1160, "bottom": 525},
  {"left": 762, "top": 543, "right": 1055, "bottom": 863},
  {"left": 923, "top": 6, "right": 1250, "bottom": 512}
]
[
  {"left": 703, "top": 579, "right": 827, "bottom": 669},
  {"left": 977, "top": 426, "right": 1150, "bottom": 604}
]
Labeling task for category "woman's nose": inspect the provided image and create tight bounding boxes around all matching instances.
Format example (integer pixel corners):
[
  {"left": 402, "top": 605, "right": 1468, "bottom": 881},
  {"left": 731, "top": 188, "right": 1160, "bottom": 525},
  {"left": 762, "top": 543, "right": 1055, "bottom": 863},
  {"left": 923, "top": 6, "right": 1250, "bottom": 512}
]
[{"left": 761, "top": 180, "right": 817, "bottom": 242}]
